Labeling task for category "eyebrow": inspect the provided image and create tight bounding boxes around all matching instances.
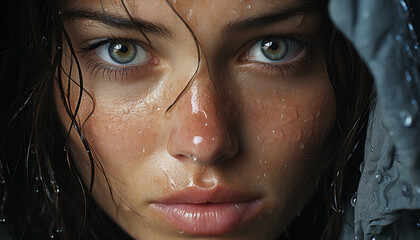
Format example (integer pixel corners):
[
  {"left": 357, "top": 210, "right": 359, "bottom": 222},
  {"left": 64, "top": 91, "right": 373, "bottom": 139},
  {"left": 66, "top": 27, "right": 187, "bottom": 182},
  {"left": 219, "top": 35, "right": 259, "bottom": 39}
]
[
  {"left": 223, "top": 3, "right": 321, "bottom": 34},
  {"left": 60, "top": 8, "right": 174, "bottom": 39}
]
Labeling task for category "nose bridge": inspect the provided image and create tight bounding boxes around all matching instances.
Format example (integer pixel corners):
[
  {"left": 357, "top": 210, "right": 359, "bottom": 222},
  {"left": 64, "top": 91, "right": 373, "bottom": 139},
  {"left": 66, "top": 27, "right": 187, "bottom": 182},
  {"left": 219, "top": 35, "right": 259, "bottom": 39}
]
[{"left": 167, "top": 67, "right": 237, "bottom": 164}]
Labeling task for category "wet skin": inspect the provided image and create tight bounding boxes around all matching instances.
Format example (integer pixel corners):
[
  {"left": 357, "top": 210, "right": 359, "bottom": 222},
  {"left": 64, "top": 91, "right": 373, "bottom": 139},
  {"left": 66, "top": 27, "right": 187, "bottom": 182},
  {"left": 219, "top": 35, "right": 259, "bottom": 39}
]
[{"left": 57, "top": 0, "right": 336, "bottom": 239}]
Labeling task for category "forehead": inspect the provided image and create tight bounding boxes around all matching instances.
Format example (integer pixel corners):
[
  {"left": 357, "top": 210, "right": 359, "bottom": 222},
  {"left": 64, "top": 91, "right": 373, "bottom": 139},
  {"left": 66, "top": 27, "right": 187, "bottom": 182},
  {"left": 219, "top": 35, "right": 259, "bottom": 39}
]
[{"left": 61, "top": 0, "right": 318, "bottom": 30}]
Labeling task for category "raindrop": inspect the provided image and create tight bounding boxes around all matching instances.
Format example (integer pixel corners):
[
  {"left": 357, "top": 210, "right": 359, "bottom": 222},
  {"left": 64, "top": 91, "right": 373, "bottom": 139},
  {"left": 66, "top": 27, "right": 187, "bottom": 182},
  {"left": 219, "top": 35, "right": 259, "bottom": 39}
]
[
  {"left": 405, "top": 45, "right": 413, "bottom": 58},
  {"left": 416, "top": 219, "right": 420, "bottom": 228},
  {"left": 374, "top": 172, "right": 382, "bottom": 183},
  {"left": 399, "top": 110, "right": 413, "bottom": 127},
  {"left": 408, "top": 22, "right": 414, "bottom": 31},
  {"left": 350, "top": 192, "right": 357, "bottom": 207},
  {"left": 395, "top": 34, "right": 402, "bottom": 42},
  {"left": 56, "top": 185, "right": 60, "bottom": 193},
  {"left": 0, "top": 217, "right": 5, "bottom": 223},
  {"left": 401, "top": 183, "right": 412, "bottom": 196},
  {"left": 371, "top": 237, "right": 376, "bottom": 240},
  {"left": 404, "top": 70, "right": 413, "bottom": 82},
  {"left": 359, "top": 162, "right": 365, "bottom": 173},
  {"left": 400, "top": 0, "right": 408, "bottom": 11},
  {"left": 411, "top": 98, "right": 419, "bottom": 112}
]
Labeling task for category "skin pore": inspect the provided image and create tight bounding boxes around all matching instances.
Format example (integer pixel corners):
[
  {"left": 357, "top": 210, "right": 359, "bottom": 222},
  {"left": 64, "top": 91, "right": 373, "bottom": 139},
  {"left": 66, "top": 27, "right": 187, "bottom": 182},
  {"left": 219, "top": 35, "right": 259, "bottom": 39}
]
[{"left": 57, "top": 0, "right": 336, "bottom": 239}]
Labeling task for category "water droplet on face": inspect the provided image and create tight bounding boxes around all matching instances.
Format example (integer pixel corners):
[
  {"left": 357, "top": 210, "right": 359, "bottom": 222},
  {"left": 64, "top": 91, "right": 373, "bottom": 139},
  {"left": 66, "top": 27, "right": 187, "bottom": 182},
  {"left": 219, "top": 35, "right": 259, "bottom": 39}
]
[
  {"left": 193, "top": 136, "right": 203, "bottom": 145},
  {"left": 359, "top": 162, "right": 365, "bottom": 173},
  {"left": 247, "top": 4, "right": 251, "bottom": 10},
  {"left": 350, "top": 192, "right": 357, "bottom": 207},
  {"left": 258, "top": 159, "right": 262, "bottom": 165},
  {"left": 401, "top": 183, "right": 412, "bottom": 196},
  {"left": 399, "top": 110, "right": 413, "bottom": 127},
  {"left": 299, "top": 144, "right": 305, "bottom": 150},
  {"left": 272, "top": 130, "right": 276, "bottom": 134},
  {"left": 192, "top": 156, "right": 197, "bottom": 161},
  {"left": 187, "top": 9, "right": 193, "bottom": 21}
]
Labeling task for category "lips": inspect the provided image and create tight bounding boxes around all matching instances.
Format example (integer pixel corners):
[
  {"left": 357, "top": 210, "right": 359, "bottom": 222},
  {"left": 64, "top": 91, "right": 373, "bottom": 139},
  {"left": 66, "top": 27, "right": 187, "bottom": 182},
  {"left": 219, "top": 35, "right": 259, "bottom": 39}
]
[{"left": 150, "top": 187, "right": 263, "bottom": 235}]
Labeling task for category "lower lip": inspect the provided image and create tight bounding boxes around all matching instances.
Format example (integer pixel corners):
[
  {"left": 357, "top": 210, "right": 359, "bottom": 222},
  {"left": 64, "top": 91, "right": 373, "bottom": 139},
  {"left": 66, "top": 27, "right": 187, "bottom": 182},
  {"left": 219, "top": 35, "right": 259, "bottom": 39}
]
[{"left": 151, "top": 200, "right": 263, "bottom": 235}]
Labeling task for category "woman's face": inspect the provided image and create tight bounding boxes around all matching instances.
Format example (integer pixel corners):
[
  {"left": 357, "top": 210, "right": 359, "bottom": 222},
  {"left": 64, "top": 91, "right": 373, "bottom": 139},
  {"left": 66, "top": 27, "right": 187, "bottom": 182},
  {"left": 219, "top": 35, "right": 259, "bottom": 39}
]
[{"left": 58, "top": 0, "right": 335, "bottom": 239}]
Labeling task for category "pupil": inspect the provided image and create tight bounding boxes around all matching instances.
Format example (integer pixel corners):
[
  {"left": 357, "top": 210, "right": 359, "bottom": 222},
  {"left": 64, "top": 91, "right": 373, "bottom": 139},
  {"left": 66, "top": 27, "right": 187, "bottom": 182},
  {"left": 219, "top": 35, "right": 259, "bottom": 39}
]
[
  {"left": 270, "top": 42, "right": 278, "bottom": 51},
  {"left": 120, "top": 45, "right": 128, "bottom": 54}
]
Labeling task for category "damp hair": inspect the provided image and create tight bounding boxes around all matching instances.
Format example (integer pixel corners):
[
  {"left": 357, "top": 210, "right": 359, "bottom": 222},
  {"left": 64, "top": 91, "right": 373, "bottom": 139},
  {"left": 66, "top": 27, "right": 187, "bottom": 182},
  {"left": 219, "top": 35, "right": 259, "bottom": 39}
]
[{"left": 0, "top": 0, "right": 373, "bottom": 240}]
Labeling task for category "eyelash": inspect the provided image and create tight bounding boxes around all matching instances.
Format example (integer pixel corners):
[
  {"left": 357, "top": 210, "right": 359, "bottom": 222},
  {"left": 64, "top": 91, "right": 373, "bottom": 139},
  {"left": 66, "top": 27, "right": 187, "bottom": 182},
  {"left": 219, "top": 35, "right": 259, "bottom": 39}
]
[
  {"left": 78, "top": 35, "right": 316, "bottom": 81},
  {"left": 79, "top": 38, "right": 149, "bottom": 81},
  {"left": 239, "top": 35, "right": 316, "bottom": 76}
]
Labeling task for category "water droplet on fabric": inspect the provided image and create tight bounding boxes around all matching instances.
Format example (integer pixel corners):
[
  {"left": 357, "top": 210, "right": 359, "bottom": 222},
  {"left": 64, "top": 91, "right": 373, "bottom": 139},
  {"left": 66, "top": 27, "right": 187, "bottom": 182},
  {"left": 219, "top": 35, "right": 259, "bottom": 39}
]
[
  {"left": 374, "top": 173, "right": 383, "bottom": 183},
  {"left": 401, "top": 183, "right": 412, "bottom": 196},
  {"left": 395, "top": 34, "right": 403, "bottom": 42},
  {"left": 400, "top": 0, "right": 408, "bottom": 11},
  {"left": 359, "top": 162, "right": 365, "bottom": 173},
  {"left": 350, "top": 192, "right": 357, "bottom": 207},
  {"left": 404, "top": 70, "right": 413, "bottom": 82},
  {"left": 399, "top": 110, "right": 413, "bottom": 127}
]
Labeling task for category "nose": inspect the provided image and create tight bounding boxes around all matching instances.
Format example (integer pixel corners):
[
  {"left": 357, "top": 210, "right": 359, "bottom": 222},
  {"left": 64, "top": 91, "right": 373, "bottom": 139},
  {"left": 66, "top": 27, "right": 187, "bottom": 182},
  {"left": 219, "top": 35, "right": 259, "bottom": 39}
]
[{"left": 167, "top": 69, "right": 238, "bottom": 165}]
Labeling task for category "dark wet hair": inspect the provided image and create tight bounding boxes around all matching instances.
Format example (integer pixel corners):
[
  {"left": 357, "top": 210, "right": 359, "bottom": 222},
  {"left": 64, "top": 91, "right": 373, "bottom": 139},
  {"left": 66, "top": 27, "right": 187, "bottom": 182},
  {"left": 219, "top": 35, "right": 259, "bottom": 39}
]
[{"left": 0, "top": 0, "right": 372, "bottom": 239}]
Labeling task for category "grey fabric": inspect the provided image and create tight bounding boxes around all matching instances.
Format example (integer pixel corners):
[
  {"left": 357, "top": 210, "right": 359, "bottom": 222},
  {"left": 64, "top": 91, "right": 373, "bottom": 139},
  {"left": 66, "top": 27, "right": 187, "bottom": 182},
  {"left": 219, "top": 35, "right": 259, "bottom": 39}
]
[{"left": 328, "top": 0, "right": 420, "bottom": 239}]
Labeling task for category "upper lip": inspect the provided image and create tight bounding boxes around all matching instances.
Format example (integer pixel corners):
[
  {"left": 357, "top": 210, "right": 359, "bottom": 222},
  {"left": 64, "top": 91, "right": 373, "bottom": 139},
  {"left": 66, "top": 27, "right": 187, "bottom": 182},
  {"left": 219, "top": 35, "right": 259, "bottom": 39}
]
[{"left": 153, "top": 187, "right": 261, "bottom": 205}]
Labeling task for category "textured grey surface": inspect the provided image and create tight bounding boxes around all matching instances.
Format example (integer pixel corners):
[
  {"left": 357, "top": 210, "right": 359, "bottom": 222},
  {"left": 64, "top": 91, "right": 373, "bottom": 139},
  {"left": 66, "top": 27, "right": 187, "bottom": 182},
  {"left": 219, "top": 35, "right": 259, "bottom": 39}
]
[{"left": 329, "top": 0, "right": 420, "bottom": 239}]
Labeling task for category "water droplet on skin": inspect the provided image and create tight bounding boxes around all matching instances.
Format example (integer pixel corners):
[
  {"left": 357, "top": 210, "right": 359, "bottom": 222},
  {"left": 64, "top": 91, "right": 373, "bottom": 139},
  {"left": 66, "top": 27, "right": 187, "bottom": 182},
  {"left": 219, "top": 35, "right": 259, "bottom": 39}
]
[
  {"left": 258, "top": 159, "right": 262, "bottom": 165},
  {"left": 142, "top": 148, "right": 145, "bottom": 153},
  {"left": 192, "top": 156, "right": 197, "bottom": 161},
  {"left": 299, "top": 144, "right": 305, "bottom": 150},
  {"left": 212, "top": 137, "right": 215, "bottom": 141},
  {"left": 350, "top": 192, "right": 357, "bottom": 207},
  {"left": 187, "top": 9, "right": 193, "bottom": 21},
  {"left": 401, "top": 183, "right": 412, "bottom": 196},
  {"left": 263, "top": 173, "right": 267, "bottom": 177},
  {"left": 247, "top": 4, "right": 251, "bottom": 10},
  {"left": 284, "top": 164, "right": 288, "bottom": 168},
  {"left": 193, "top": 136, "right": 203, "bottom": 145},
  {"left": 399, "top": 110, "right": 413, "bottom": 127}
]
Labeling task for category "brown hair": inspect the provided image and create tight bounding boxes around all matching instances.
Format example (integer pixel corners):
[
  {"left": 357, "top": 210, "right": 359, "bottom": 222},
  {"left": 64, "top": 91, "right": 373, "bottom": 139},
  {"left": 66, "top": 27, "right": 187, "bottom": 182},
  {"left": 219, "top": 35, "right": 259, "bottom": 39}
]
[{"left": 0, "top": 0, "right": 373, "bottom": 239}]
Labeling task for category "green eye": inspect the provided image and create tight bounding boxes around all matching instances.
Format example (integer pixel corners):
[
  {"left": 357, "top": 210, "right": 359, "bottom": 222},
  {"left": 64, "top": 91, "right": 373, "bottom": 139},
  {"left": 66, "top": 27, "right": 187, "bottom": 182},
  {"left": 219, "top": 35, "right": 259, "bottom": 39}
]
[
  {"left": 260, "top": 38, "right": 288, "bottom": 61},
  {"left": 108, "top": 41, "right": 137, "bottom": 64},
  {"left": 247, "top": 36, "right": 302, "bottom": 64},
  {"left": 94, "top": 40, "right": 149, "bottom": 66}
]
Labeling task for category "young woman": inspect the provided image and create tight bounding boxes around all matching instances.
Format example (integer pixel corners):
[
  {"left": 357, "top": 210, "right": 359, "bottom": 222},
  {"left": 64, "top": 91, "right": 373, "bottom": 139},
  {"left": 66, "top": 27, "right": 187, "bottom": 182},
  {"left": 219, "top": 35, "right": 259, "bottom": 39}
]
[{"left": 2, "top": 0, "right": 413, "bottom": 239}]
